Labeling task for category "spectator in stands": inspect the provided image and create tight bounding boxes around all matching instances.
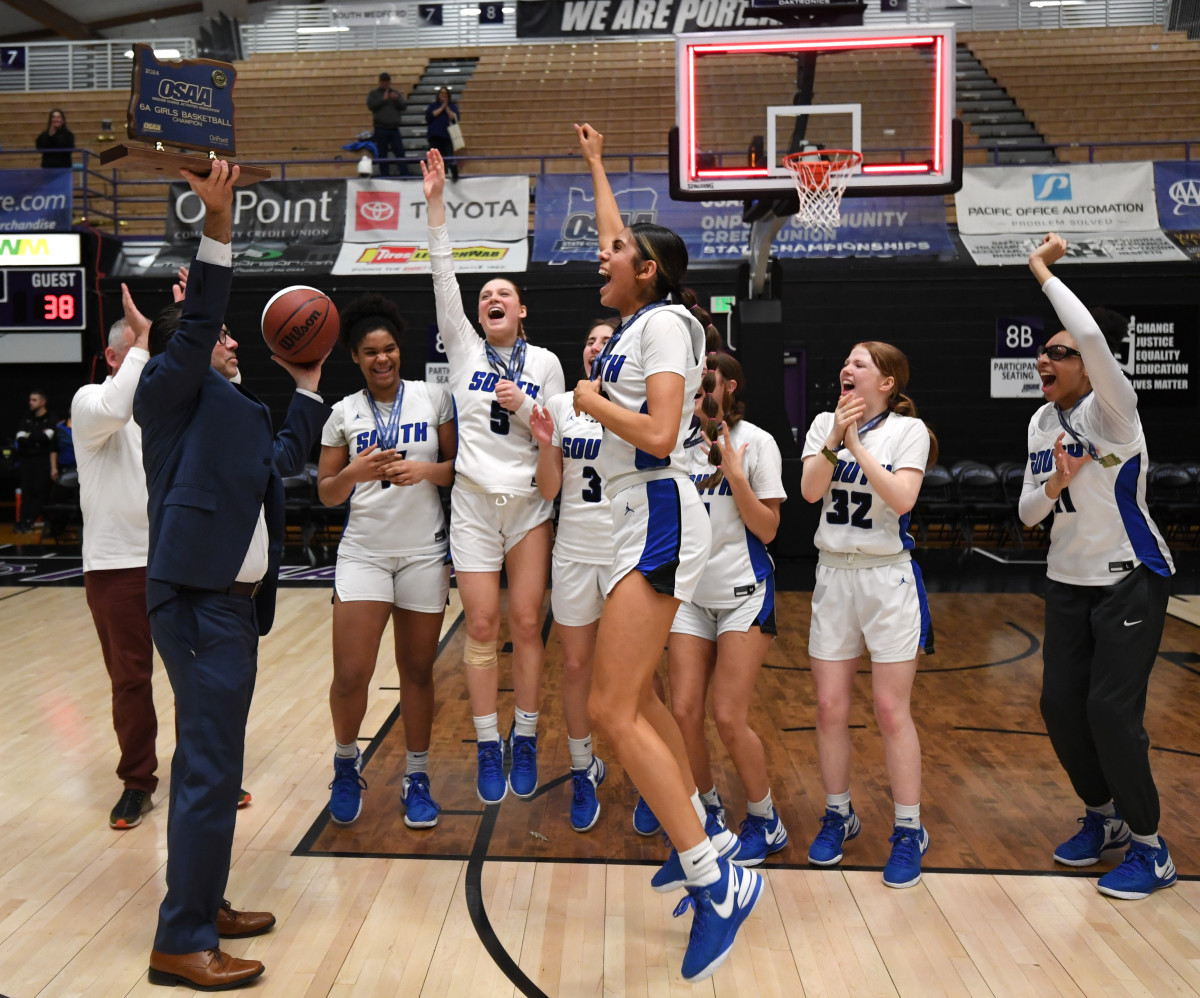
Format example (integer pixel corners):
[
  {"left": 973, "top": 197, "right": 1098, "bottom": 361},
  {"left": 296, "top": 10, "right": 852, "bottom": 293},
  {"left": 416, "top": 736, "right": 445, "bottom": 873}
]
[
  {"left": 425, "top": 87, "right": 460, "bottom": 182},
  {"left": 14, "top": 390, "right": 56, "bottom": 533},
  {"left": 55, "top": 414, "right": 75, "bottom": 474},
  {"left": 1020, "top": 232, "right": 1176, "bottom": 901},
  {"left": 367, "top": 72, "right": 408, "bottom": 177},
  {"left": 36, "top": 109, "right": 75, "bottom": 170}
]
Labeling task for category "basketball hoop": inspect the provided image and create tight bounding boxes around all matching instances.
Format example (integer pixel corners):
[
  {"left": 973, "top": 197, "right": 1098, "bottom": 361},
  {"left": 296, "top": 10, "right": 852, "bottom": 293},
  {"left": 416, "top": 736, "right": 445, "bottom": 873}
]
[{"left": 783, "top": 149, "right": 863, "bottom": 236}]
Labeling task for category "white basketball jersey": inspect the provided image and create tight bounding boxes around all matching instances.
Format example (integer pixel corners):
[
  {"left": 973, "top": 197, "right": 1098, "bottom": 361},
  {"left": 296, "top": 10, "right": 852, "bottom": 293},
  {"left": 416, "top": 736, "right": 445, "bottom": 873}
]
[
  {"left": 429, "top": 223, "right": 565, "bottom": 496},
  {"left": 321, "top": 381, "right": 453, "bottom": 557},
  {"left": 684, "top": 419, "right": 787, "bottom": 608},
  {"left": 803, "top": 410, "right": 929, "bottom": 556},
  {"left": 1025, "top": 399, "right": 1173, "bottom": 585},
  {"left": 592, "top": 304, "right": 705, "bottom": 495},
  {"left": 547, "top": 392, "right": 613, "bottom": 566}
]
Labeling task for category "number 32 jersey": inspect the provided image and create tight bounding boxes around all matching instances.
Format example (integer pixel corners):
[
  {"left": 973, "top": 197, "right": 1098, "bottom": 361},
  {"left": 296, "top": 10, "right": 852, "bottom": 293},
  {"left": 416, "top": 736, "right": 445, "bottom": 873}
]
[{"left": 803, "top": 410, "right": 929, "bottom": 556}]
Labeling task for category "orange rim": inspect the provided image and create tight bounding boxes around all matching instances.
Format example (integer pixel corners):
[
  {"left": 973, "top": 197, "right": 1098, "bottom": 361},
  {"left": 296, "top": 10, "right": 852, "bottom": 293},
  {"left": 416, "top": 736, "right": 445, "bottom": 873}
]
[{"left": 783, "top": 150, "right": 863, "bottom": 189}]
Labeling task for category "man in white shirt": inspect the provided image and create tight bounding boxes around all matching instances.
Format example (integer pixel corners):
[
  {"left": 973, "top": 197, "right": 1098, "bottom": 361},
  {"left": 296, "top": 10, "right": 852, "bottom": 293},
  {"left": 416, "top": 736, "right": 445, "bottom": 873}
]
[{"left": 73, "top": 309, "right": 158, "bottom": 831}]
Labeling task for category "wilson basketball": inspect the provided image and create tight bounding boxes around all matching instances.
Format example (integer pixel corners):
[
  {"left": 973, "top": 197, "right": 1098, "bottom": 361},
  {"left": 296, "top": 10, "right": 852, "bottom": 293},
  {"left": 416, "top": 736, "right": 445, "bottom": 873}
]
[{"left": 261, "top": 286, "right": 339, "bottom": 364}]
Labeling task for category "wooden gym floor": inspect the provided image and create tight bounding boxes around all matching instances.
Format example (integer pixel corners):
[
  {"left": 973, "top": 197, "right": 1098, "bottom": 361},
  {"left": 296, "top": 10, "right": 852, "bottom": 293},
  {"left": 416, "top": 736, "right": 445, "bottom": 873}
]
[{"left": 2, "top": 582, "right": 1200, "bottom": 997}]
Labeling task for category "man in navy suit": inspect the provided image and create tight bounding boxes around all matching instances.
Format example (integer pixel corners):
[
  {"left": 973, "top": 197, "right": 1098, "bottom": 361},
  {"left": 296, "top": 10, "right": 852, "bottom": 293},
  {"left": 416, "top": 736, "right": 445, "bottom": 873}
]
[{"left": 134, "top": 162, "right": 331, "bottom": 991}]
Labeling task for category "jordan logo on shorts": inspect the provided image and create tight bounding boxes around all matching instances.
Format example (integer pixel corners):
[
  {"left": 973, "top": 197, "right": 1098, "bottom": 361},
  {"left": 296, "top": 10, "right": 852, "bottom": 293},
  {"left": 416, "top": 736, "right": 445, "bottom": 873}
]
[{"left": 624, "top": 503, "right": 636, "bottom": 516}]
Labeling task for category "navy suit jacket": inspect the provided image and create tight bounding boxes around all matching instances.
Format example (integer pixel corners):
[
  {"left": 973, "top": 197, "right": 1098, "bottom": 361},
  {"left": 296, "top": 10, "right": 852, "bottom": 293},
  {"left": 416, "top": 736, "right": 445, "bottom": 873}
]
[{"left": 133, "top": 256, "right": 329, "bottom": 634}]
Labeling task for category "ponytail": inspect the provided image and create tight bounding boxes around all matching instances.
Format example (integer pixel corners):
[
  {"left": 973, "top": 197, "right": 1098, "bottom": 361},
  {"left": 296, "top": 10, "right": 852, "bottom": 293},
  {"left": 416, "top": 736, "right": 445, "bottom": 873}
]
[{"left": 696, "top": 349, "right": 746, "bottom": 491}]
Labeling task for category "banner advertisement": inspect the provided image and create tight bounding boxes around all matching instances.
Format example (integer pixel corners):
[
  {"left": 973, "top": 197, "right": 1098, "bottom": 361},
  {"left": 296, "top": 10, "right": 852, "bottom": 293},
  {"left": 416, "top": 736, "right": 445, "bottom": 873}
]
[
  {"left": 328, "top": 2, "right": 410, "bottom": 27},
  {"left": 118, "top": 241, "right": 340, "bottom": 277},
  {"left": 533, "top": 173, "right": 953, "bottom": 263},
  {"left": 0, "top": 170, "right": 73, "bottom": 232},
  {"left": 959, "top": 231, "right": 1187, "bottom": 266},
  {"left": 335, "top": 176, "right": 529, "bottom": 274},
  {"left": 1153, "top": 161, "right": 1200, "bottom": 232},
  {"left": 1107, "top": 305, "right": 1197, "bottom": 407},
  {"left": 956, "top": 163, "right": 1160, "bottom": 235},
  {"left": 516, "top": 0, "right": 778, "bottom": 37},
  {"left": 166, "top": 179, "right": 346, "bottom": 245}
]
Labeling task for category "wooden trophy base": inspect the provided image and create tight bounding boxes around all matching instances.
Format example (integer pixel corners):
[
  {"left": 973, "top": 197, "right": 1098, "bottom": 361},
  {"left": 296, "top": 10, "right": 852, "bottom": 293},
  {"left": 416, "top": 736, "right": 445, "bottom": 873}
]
[{"left": 100, "top": 145, "right": 271, "bottom": 184}]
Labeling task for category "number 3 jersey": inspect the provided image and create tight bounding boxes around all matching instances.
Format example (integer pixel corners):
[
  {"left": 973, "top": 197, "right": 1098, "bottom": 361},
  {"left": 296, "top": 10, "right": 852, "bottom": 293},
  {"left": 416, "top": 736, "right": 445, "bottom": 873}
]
[
  {"left": 803, "top": 410, "right": 930, "bottom": 556},
  {"left": 428, "top": 222, "right": 565, "bottom": 496},
  {"left": 546, "top": 392, "right": 612, "bottom": 567},
  {"left": 684, "top": 419, "right": 787, "bottom": 608},
  {"left": 321, "top": 382, "right": 454, "bottom": 558}
]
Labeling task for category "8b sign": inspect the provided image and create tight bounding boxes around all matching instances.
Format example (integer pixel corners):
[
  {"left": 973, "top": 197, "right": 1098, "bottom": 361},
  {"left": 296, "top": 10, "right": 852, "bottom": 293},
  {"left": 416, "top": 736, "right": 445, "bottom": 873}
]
[{"left": 995, "top": 316, "right": 1044, "bottom": 358}]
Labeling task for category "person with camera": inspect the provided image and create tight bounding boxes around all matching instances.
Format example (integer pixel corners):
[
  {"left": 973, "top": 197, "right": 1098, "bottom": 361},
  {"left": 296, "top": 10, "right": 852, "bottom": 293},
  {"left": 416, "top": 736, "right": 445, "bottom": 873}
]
[
  {"left": 425, "top": 86, "right": 460, "bottom": 181},
  {"left": 367, "top": 72, "right": 408, "bottom": 177}
]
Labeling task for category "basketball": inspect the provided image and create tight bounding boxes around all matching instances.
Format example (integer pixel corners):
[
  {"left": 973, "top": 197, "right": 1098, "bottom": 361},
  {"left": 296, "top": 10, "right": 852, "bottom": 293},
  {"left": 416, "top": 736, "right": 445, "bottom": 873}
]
[{"left": 260, "top": 286, "right": 339, "bottom": 364}]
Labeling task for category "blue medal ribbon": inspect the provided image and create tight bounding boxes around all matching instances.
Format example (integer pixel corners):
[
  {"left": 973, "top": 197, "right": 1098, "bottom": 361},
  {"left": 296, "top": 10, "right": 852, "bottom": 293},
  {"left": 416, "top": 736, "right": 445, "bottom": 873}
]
[
  {"left": 485, "top": 336, "right": 527, "bottom": 384},
  {"left": 364, "top": 384, "right": 404, "bottom": 489},
  {"left": 589, "top": 298, "right": 672, "bottom": 381},
  {"left": 854, "top": 410, "right": 889, "bottom": 440},
  {"left": 1055, "top": 394, "right": 1101, "bottom": 462}
]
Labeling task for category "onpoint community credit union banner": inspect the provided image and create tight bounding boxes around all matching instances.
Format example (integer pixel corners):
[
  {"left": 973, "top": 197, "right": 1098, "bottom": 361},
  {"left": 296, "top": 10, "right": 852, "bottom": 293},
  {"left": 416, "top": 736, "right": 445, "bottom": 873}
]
[
  {"left": 1155, "top": 161, "right": 1200, "bottom": 260},
  {"left": 334, "top": 175, "right": 528, "bottom": 275},
  {"left": 955, "top": 163, "right": 1186, "bottom": 264},
  {"left": 533, "top": 173, "right": 953, "bottom": 263},
  {"left": 516, "top": 0, "right": 778, "bottom": 37},
  {"left": 0, "top": 169, "right": 73, "bottom": 232}
]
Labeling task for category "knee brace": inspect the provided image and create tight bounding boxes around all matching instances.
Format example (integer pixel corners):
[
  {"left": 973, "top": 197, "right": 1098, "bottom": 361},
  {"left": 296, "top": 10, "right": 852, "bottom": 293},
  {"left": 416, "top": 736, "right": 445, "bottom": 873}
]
[{"left": 464, "top": 636, "right": 498, "bottom": 670}]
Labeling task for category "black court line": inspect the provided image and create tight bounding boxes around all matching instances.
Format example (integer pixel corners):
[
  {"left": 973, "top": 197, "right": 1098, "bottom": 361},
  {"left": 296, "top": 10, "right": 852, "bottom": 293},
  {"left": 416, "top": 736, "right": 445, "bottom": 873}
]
[
  {"left": 0, "top": 587, "right": 35, "bottom": 602},
  {"left": 763, "top": 620, "right": 1040, "bottom": 674},
  {"left": 954, "top": 725, "right": 1200, "bottom": 759},
  {"left": 782, "top": 723, "right": 867, "bottom": 733}
]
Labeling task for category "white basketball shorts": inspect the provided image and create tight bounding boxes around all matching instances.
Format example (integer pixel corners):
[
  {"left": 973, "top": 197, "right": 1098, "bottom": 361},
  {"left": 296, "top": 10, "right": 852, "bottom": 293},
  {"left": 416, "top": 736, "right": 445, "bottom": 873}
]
[
  {"left": 550, "top": 550, "right": 610, "bottom": 628},
  {"left": 449, "top": 486, "right": 552, "bottom": 573},
  {"left": 671, "top": 577, "right": 777, "bottom": 640},
  {"left": 608, "top": 477, "right": 711, "bottom": 604},
  {"left": 334, "top": 548, "right": 450, "bottom": 614},
  {"left": 808, "top": 557, "right": 928, "bottom": 663}
]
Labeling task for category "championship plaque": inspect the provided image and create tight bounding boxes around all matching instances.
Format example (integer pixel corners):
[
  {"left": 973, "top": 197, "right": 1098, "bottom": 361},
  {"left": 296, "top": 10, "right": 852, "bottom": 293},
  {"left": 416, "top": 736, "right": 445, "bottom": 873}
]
[{"left": 100, "top": 44, "right": 269, "bottom": 185}]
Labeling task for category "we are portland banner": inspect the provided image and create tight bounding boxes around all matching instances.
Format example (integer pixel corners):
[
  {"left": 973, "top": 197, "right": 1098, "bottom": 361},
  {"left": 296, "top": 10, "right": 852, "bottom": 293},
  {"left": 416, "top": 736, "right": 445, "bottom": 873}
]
[
  {"left": 533, "top": 173, "right": 953, "bottom": 263},
  {"left": 516, "top": 0, "right": 780, "bottom": 36}
]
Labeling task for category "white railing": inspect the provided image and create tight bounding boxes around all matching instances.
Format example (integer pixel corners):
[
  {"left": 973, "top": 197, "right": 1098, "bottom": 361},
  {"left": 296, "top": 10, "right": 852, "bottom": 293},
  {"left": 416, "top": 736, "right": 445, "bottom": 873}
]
[
  {"left": 0, "top": 38, "right": 197, "bottom": 93},
  {"left": 239, "top": 0, "right": 1171, "bottom": 55}
]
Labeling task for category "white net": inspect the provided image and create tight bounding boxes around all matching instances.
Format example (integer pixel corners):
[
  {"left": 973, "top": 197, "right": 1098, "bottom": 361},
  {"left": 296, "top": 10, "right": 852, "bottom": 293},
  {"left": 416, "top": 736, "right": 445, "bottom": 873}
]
[{"left": 784, "top": 150, "right": 862, "bottom": 237}]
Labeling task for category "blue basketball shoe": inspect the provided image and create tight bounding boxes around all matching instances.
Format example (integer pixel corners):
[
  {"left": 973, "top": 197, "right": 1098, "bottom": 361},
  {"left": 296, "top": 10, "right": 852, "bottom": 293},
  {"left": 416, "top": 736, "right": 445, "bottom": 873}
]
[
  {"left": 807, "top": 808, "right": 860, "bottom": 866},
  {"left": 633, "top": 795, "right": 661, "bottom": 836},
  {"left": 570, "top": 756, "right": 606, "bottom": 832},
  {"left": 734, "top": 808, "right": 789, "bottom": 867},
  {"left": 674, "top": 858, "right": 763, "bottom": 982},
  {"left": 508, "top": 733, "right": 538, "bottom": 799},
  {"left": 401, "top": 772, "right": 441, "bottom": 829},
  {"left": 1097, "top": 838, "right": 1177, "bottom": 900},
  {"left": 1053, "top": 809, "right": 1131, "bottom": 867},
  {"left": 328, "top": 751, "right": 366, "bottom": 825},
  {"left": 882, "top": 825, "right": 931, "bottom": 889},
  {"left": 476, "top": 740, "right": 506, "bottom": 805}
]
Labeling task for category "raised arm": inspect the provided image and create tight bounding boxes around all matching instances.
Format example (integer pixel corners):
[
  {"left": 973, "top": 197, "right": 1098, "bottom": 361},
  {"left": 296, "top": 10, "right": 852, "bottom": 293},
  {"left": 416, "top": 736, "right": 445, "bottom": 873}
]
[
  {"left": 575, "top": 123, "right": 622, "bottom": 251},
  {"left": 422, "top": 148, "right": 478, "bottom": 368},
  {"left": 1029, "top": 233, "right": 1139, "bottom": 442}
]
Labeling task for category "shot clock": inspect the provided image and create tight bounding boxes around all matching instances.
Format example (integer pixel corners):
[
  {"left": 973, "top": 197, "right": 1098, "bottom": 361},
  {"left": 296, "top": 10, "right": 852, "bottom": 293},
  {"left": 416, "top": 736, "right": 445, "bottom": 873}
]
[{"left": 0, "top": 267, "right": 86, "bottom": 330}]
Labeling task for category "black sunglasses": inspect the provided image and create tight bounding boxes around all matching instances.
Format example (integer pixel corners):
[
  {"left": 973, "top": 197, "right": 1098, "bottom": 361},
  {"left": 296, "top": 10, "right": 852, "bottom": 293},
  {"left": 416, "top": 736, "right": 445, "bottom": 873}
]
[{"left": 1036, "top": 344, "right": 1081, "bottom": 361}]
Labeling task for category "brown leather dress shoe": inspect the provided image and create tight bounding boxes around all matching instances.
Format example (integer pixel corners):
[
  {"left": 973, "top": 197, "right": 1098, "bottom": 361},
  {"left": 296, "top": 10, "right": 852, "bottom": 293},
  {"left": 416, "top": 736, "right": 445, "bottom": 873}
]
[
  {"left": 216, "top": 899, "right": 276, "bottom": 938},
  {"left": 147, "top": 948, "right": 264, "bottom": 990}
]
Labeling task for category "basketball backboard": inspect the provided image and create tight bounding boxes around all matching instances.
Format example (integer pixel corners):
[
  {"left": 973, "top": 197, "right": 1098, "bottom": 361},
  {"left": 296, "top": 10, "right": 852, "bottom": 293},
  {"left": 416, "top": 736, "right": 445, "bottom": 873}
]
[{"left": 671, "top": 24, "right": 960, "bottom": 202}]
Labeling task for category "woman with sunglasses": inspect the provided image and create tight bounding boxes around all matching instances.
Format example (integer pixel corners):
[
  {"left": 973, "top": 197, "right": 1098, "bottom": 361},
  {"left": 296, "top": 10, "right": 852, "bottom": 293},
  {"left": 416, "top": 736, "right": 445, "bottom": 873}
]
[
  {"left": 572, "top": 122, "right": 760, "bottom": 984},
  {"left": 422, "top": 148, "right": 565, "bottom": 806},
  {"left": 1019, "top": 232, "right": 1175, "bottom": 900},
  {"left": 799, "top": 340, "right": 936, "bottom": 889}
]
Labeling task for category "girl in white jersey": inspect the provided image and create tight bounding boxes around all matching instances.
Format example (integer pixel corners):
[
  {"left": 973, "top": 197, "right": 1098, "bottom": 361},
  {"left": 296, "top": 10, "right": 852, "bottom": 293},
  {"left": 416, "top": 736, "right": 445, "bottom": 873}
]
[
  {"left": 668, "top": 350, "right": 788, "bottom": 868},
  {"left": 529, "top": 318, "right": 615, "bottom": 833},
  {"left": 1018, "top": 233, "right": 1175, "bottom": 900},
  {"left": 317, "top": 294, "right": 456, "bottom": 829},
  {"left": 422, "top": 149, "right": 565, "bottom": 806},
  {"left": 800, "top": 341, "right": 936, "bottom": 889},
  {"left": 573, "top": 122, "right": 761, "bottom": 985}
]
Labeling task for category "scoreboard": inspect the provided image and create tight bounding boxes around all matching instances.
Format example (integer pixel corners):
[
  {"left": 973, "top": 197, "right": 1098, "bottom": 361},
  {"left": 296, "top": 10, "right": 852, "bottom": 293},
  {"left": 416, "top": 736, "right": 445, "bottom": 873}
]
[{"left": 0, "top": 267, "right": 86, "bottom": 331}]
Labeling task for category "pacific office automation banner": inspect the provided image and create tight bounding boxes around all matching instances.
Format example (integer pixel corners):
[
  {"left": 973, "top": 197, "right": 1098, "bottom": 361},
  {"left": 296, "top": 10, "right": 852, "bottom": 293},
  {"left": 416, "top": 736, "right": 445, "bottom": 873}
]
[
  {"left": 516, "top": 0, "right": 779, "bottom": 37},
  {"left": 956, "top": 163, "right": 1161, "bottom": 235},
  {"left": 0, "top": 170, "right": 72, "bottom": 232},
  {"left": 166, "top": 179, "right": 345, "bottom": 245},
  {"left": 532, "top": 173, "right": 953, "bottom": 263},
  {"left": 1155, "top": 161, "right": 1200, "bottom": 260},
  {"left": 334, "top": 176, "right": 529, "bottom": 274}
]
